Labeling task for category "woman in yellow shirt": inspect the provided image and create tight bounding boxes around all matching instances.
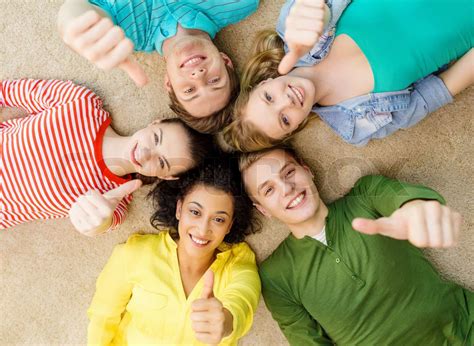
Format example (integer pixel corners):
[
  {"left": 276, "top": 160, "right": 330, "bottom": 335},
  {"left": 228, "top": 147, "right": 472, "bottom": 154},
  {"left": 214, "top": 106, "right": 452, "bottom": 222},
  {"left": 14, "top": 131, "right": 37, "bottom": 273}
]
[{"left": 87, "top": 158, "right": 261, "bottom": 345}]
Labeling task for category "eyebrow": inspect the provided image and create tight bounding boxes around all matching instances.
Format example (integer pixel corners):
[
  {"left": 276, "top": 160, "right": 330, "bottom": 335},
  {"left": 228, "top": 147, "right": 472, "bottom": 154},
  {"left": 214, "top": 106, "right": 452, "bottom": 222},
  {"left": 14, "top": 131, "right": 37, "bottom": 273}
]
[
  {"left": 189, "top": 201, "right": 230, "bottom": 216},
  {"left": 163, "top": 156, "right": 170, "bottom": 172},
  {"left": 159, "top": 128, "right": 163, "bottom": 145},
  {"left": 257, "top": 162, "right": 292, "bottom": 195}
]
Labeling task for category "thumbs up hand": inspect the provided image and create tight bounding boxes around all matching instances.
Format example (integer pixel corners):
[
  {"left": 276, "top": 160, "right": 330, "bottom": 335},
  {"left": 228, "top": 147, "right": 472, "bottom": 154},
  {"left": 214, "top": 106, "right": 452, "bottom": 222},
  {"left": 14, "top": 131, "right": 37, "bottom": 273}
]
[
  {"left": 278, "top": 0, "right": 328, "bottom": 75},
  {"left": 62, "top": 10, "right": 149, "bottom": 87},
  {"left": 190, "top": 270, "right": 234, "bottom": 344},
  {"left": 352, "top": 200, "right": 463, "bottom": 248},
  {"left": 69, "top": 179, "right": 142, "bottom": 236}
]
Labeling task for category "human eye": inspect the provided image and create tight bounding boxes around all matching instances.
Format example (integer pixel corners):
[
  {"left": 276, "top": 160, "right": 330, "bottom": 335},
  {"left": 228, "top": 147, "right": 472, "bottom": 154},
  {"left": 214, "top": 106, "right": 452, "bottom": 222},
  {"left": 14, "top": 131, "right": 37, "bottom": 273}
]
[
  {"left": 281, "top": 113, "right": 290, "bottom": 127},
  {"left": 264, "top": 186, "right": 274, "bottom": 197},
  {"left": 208, "top": 77, "right": 220, "bottom": 84},
  {"left": 154, "top": 132, "right": 159, "bottom": 145},
  {"left": 285, "top": 167, "right": 295, "bottom": 177},
  {"left": 264, "top": 91, "right": 273, "bottom": 102},
  {"left": 214, "top": 216, "right": 226, "bottom": 224},
  {"left": 184, "top": 87, "right": 195, "bottom": 94},
  {"left": 159, "top": 157, "right": 165, "bottom": 169},
  {"left": 189, "top": 209, "right": 200, "bottom": 216}
]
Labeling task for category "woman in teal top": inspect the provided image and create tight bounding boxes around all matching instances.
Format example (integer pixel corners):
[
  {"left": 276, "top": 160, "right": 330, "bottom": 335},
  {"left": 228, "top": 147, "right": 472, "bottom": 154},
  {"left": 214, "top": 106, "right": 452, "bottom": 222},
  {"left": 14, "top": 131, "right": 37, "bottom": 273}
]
[
  {"left": 336, "top": 0, "right": 472, "bottom": 92},
  {"left": 221, "top": 0, "right": 473, "bottom": 151}
]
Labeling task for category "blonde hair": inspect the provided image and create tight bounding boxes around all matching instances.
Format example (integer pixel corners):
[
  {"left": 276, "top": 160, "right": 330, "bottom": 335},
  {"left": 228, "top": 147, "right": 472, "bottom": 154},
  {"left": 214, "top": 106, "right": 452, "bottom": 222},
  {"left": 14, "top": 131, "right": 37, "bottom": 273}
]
[
  {"left": 238, "top": 145, "right": 303, "bottom": 174},
  {"left": 168, "top": 64, "right": 239, "bottom": 134},
  {"left": 219, "top": 30, "right": 311, "bottom": 152}
]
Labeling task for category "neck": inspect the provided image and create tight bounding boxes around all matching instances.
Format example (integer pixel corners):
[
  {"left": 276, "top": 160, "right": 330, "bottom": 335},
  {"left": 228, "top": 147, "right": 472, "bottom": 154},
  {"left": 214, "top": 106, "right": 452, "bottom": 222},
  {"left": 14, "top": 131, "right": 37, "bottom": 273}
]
[
  {"left": 288, "top": 201, "right": 329, "bottom": 239},
  {"left": 101, "top": 128, "right": 136, "bottom": 176},
  {"left": 177, "top": 242, "right": 215, "bottom": 276},
  {"left": 162, "top": 24, "right": 211, "bottom": 58},
  {"left": 289, "top": 65, "right": 331, "bottom": 105}
]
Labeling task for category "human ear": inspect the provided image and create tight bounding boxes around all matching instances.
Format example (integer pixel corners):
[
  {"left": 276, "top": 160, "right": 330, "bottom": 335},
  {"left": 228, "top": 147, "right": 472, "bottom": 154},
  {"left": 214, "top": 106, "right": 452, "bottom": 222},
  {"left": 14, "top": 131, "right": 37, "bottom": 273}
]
[
  {"left": 176, "top": 199, "right": 183, "bottom": 220},
  {"left": 254, "top": 203, "right": 272, "bottom": 219},
  {"left": 219, "top": 52, "right": 234, "bottom": 69},
  {"left": 164, "top": 74, "right": 172, "bottom": 92}
]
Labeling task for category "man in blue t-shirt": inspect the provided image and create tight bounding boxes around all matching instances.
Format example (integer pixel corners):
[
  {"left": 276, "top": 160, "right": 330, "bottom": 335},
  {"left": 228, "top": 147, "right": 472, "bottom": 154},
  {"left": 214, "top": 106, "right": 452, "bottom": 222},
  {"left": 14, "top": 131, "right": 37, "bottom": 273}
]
[{"left": 58, "top": 0, "right": 259, "bottom": 133}]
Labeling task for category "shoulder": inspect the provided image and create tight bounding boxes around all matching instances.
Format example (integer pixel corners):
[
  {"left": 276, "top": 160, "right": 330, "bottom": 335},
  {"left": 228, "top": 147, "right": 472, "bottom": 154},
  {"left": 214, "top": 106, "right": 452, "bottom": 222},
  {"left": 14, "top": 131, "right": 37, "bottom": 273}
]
[
  {"left": 122, "top": 232, "right": 168, "bottom": 253},
  {"left": 259, "top": 237, "right": 293, "bottom": 281}
]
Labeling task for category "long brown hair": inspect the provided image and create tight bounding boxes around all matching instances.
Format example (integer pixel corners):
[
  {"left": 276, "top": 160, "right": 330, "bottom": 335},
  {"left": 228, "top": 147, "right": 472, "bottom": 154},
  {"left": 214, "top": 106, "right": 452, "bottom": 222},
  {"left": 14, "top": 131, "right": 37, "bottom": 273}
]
[{"left": 219, "top": 30, "right": 310, "bottom": 152}]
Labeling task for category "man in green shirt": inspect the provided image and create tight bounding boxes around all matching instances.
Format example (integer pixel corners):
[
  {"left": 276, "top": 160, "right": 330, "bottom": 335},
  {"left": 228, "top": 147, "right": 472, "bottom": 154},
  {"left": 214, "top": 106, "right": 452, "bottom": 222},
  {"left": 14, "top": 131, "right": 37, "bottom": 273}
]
[{"left": 240, "top": 146, "right": 473, "bottom": 345}]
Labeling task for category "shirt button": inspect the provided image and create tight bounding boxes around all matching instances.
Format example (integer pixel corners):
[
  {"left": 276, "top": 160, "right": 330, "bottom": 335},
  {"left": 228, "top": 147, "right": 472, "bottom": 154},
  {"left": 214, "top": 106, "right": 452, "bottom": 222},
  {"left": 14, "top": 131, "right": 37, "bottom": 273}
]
[
  {"left": 162, "top": 29, "right": 169, "bottom": 36},
  {"left": 335, "top": 258, "right": 341, "bottom": 264}
]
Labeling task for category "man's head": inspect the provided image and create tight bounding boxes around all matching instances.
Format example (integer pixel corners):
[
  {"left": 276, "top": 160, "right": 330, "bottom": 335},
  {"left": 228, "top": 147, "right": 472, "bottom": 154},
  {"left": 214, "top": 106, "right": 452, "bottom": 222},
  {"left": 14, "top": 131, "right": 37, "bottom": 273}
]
[
  {"left": 239, "top": 146, "right": 322, "bottom": 226},
  {"left": 163, "top": 33, "right": 239, "bottom": 132}
]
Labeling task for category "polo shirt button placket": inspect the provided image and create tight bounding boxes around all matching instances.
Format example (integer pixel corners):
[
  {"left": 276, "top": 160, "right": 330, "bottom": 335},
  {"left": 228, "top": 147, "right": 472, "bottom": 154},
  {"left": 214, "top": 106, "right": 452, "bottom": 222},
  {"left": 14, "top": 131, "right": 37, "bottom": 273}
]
[{"left": 335, "top": 258, "right": 341, "bottom": 264}]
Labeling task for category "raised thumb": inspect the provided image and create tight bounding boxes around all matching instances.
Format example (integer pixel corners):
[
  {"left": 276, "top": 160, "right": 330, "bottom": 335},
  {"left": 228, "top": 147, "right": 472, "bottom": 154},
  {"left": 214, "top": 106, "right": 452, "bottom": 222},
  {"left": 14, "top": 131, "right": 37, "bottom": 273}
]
[
  {"left": 201, "top": 269, "right": 215, "bottom": 299},
  {"left": 278, "top": 50, "right": 301, "bottom": 75},
  {"left": 352, "top": 217, "right": 398, "bottom": 237},
  {"left": 119, "top": 58, "right": 149, "bottom": 87},
  {"left": 103, "top": 179, "right": 142, "bottom": 204}
]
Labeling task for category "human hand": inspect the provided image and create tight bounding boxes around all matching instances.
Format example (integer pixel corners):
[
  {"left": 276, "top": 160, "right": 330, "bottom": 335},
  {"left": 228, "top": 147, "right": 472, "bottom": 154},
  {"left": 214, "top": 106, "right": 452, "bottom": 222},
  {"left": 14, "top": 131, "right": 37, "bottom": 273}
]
[
  {"left": 62, "top": 10, "right": 149, "bottom": 86},
  {"left": 352, "top": 200, "right": 462, "bottom": 248},
  {"left": 190, "top": 270, "right": 233, "bottom": 344},
  {"left": 69, "top": 179, "right": 142, "bottom": 236},
  {"left": 278, "top": 0, "right": 328, "bottom": 75}
]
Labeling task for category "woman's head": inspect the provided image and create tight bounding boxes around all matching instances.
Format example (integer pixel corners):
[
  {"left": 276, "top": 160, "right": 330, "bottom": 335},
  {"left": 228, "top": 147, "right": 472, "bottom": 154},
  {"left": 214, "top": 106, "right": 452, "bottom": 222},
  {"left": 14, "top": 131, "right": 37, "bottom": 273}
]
[
  {"left": 220, "top": 30, "right": 314, "bottom": 152},
  {"left": 150, "top": 156, "right": 257, "bottom": 250},
  {"left": 130, "top": 118, "right": 214, "bottom": 182}
]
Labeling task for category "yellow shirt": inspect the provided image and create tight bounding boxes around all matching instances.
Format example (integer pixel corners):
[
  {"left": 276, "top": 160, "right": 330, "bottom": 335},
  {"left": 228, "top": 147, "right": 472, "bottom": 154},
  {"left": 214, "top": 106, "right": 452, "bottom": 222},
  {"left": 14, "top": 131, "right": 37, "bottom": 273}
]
[{"left": 87, "top": 231, "right": 261, "bottom": 345}]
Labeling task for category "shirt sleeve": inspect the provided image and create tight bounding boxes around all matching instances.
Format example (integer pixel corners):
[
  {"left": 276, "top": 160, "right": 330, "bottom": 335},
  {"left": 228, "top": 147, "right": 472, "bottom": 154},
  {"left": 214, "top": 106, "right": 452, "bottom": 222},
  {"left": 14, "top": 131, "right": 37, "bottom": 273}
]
[
  {"left": 348, "top": 175, "right": 446, "bottom": 217},
  {"left": 259, "top": 267, "right": 333, "bottom": 345},
  {"left": 87, "top": 243, "right": 133, "bottom": 346},
  {"left": 219, "top": 244, "right": 261, "bottom": 343},
  {"left": 0, "top": 79, "right": 100, "bottom": 115},
  {"left": 108, "top": 194, "right": 133, "bottom": 231}
]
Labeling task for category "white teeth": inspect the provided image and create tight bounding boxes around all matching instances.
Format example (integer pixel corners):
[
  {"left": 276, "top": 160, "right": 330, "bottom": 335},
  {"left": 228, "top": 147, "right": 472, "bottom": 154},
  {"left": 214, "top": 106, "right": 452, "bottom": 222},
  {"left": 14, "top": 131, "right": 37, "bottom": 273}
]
[
  {"left": 184, "top": 57, "right": 203, "bottom": 67},
  {"left": 191, "top": 235, "right": 210, "bottom": 245},
  {"left": 291, "top": 86, "right": 304, "bottom": 104},
  {"left": 288, "top": 192, "right": 305, "bottom": 209}
]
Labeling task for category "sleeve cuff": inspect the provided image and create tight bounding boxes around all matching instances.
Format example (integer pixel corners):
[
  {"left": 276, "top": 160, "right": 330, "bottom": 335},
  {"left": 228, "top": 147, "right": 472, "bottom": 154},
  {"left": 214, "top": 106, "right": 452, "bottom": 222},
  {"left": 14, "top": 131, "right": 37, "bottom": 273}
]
[{"left": 414, "top": 74, "right": 453, "bottom": 114}]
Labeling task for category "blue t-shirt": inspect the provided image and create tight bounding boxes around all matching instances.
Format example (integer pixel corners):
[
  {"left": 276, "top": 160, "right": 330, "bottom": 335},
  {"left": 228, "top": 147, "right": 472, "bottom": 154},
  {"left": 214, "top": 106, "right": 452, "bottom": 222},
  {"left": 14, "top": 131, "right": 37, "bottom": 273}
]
[{"left": 89, "top": 0, "right": 259, "bottom": 55}]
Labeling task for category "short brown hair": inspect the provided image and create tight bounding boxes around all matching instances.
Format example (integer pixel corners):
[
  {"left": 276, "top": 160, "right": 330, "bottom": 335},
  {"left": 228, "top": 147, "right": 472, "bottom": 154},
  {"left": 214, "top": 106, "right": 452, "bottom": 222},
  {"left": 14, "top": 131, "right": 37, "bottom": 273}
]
[
  {"left": 238, "top": 144, "right": 302, "bottom": 173},
  {"left": 168, "top": 64, "right": 239, "bottom": 134}
]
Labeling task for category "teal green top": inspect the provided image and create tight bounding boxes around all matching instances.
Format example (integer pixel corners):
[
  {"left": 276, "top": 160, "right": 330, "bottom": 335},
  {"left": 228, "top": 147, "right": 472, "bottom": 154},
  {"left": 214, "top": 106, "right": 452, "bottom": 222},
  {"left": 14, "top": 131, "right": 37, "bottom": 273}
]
[
  {"left": 260, "top": 175, "right": 473, "bottom": 345},
  {"left": 89, "top": 0, "right": 259, "bottom": 55},
  {"left": 336, "top": 0, "right": 474, "bottom": 92}
]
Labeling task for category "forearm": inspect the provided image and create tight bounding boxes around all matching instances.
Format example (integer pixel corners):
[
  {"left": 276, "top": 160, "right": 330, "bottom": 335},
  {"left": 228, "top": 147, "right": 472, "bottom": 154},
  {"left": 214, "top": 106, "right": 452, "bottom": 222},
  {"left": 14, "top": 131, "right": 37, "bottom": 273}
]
[
  {"left": 58, "top": 0, "right": 111, "bottom": 34},
  {"left": 439, "top": 49, "right": 474, "bottom": 96}
]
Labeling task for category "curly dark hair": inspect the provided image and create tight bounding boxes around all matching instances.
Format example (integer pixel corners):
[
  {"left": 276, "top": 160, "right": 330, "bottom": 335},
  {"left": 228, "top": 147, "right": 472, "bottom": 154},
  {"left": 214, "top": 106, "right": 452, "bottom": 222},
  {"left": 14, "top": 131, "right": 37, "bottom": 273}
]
[{"left": 149, "top": 155, "right": 259, "bottom": 243}]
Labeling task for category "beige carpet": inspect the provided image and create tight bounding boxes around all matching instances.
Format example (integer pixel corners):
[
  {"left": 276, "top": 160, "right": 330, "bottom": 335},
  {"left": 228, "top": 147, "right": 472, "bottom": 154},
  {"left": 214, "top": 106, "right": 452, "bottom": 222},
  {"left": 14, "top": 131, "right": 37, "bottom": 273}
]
[{"left": 1, "top": 1, "right": 473, "bottom": 345}]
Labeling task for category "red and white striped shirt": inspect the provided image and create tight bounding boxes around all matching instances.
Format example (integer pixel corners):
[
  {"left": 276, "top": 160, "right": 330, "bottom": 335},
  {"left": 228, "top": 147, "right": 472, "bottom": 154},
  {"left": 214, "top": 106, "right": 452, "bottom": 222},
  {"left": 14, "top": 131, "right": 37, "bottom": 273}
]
[{"left": 1, "top": 79, "right": 132, "bottom": 230}]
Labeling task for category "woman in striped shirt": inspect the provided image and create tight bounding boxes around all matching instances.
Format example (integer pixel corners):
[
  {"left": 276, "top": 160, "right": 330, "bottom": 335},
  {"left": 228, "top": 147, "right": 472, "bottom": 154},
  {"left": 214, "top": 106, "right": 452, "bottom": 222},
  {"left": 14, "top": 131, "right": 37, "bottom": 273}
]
[{"left": 0, "top": 79, "right": 213, "bottom": 235}]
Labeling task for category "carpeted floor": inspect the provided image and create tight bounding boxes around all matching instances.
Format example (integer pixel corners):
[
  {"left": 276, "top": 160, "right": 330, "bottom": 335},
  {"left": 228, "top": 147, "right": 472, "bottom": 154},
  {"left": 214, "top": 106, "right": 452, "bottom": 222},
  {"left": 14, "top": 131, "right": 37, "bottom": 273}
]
[{"left": 1, "top": 1, "right": 473, "bottom": 345}]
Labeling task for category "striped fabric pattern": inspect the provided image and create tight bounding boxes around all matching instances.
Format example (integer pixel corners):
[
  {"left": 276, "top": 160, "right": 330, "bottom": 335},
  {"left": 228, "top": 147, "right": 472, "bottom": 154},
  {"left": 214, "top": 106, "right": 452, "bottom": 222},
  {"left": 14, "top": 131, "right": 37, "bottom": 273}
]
[
  {"left": 89, "top": 0, "right": 259, "bottom": 54},
  {"left": 0, "top": 79, "right": 131, "bottom": 230}
]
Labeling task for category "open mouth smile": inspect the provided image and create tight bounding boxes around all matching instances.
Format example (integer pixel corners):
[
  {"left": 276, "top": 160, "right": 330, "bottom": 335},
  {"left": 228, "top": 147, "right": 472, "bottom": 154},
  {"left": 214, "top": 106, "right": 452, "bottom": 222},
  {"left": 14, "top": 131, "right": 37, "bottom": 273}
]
[
  {"left": 131, "top": 143, "right": 141, "bottom": 167},
  {"left": 289, "top": 85, "right": 304, "bottom": 106},
  {"left": 180, "top": 55, "right": 206, "bottom": 68},
  {"left": 189, "top": 234, "right": 211, "bottom": 247},
  {"left": 286, "top": 191, "right": 306, "bottom": 209}
]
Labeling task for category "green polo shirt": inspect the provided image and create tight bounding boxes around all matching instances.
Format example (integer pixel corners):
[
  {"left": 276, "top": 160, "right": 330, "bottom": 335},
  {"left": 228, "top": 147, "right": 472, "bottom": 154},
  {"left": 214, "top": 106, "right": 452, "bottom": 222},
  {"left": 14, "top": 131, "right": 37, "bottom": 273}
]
[{"left": 260, "top": 175, "right": 473, "bottom": 345}]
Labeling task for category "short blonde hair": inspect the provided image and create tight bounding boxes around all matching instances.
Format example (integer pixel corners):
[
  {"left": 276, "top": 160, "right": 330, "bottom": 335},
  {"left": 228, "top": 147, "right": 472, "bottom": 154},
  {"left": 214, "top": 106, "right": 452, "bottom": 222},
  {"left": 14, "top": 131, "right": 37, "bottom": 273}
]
[
  {"left": 238, "top": 145, "right": 302, "bottom": 173},
  {"left": 219, "top": 30, "right": 311, "bottom": 152},
  {"left": 168, "top": 64, "right": 239, "bottom": 134}
]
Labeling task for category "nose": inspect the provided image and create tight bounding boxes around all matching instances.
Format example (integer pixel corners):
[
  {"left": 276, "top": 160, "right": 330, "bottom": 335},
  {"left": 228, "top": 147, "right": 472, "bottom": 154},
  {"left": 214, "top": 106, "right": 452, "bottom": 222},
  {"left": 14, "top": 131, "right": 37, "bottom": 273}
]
[
  {"left": 277, "top": 179, "right": 295, "bottom": 197},
  {"left": 196, "top": 218, "right": 211, "bottom": 236},
  {"left": 190, "top": 68, "right": 207, "bottom": 79}
]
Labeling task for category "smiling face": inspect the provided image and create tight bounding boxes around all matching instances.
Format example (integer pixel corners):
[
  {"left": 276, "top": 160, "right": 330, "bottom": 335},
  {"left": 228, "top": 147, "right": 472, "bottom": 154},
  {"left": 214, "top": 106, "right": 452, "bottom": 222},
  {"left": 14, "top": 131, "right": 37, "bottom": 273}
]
[
  {"left": 128, "top": 121, "right": 195, "bottom": 179},
  {"left": 175, "top": 184, "right": 234, "bottom": 257},
  {"left": 164, "top": 35, "right": 233, "bottom": 118},
  {"left": 242, "top": 149, "right": 321, "bottom": 226},
  {"left": 244, "top": 75, "right": 315, "bottom": 139}
]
